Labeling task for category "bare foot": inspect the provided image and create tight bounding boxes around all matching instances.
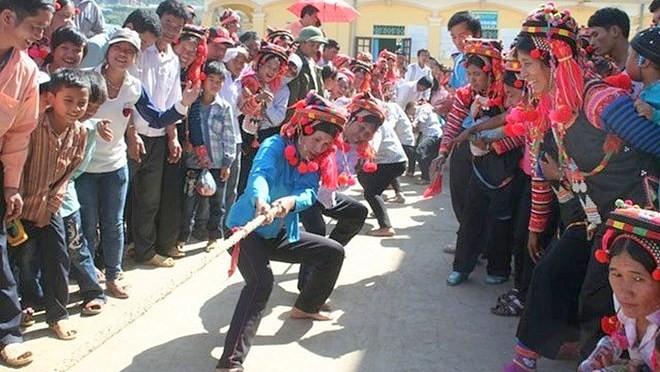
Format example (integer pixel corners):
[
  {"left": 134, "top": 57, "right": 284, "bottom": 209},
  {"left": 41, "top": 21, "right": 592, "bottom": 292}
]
[{"left": 290, "top": 307, "right": 332, "bottom": 321}]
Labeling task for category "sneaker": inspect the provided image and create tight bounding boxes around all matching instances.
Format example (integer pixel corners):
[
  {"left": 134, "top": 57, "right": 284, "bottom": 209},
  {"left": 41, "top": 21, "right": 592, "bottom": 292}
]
[
  {"left": 442, "top": 244, "right": 456, "bottom": 254},
  {"left": 446, "top": 271, "right": 469, "bottom": 286},
  {"left": 485, "top": 275, "right": 509, "bottom": 285}
]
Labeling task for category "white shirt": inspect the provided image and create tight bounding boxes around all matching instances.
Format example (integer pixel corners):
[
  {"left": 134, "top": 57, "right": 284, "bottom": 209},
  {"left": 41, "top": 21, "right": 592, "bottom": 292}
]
[
  {"left": 220, "top": 70, "right": 242, "bottom": 144},
  {"left": 404, "top": 63, "right": 432, "bottom": 83},
  {"left": 615, "top": 296, "right": 660, "bottom": 368},
  {"left": 415, "top": 103, "right": 443, "bottom": 139},
  {"left": 87, "top": 68, "right": 141, "bottom": 173},
  {"left": 395, "top": 80, "right": 427, "bottom": 109},
  {"left": 131, "top": 43, "right": 182, "bottom": 137},
  {"left": 384, "top": 102, "right": 415, "bottom": 146},
  {"left": 371, "top": 109, "right": 407, "bottom": 165}
]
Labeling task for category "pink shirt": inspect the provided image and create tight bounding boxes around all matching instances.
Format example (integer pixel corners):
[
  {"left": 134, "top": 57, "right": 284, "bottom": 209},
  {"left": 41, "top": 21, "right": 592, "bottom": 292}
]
[{"left": 0, "top": 50, "right": 39, "bottom": 188}]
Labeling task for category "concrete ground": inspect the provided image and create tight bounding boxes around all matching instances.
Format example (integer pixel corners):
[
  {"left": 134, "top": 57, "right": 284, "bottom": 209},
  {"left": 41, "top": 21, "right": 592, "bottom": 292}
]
[{"left": 11, "top": 176, "right": 576, "bottom": 372}]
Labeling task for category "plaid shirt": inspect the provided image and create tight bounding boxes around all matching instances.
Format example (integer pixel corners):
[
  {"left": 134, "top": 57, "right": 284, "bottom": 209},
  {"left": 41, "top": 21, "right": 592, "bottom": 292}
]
[
  {"left": 187, "top": 95, "right": 237, "bottom": 169},
  {"left": 21, "top": 114, "right": 87, "bottom": 227}
]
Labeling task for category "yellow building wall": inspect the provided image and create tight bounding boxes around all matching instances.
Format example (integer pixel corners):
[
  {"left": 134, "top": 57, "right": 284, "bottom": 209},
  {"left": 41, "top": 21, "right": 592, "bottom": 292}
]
[{"left": 204, "top": 1, "right": 653, "bottom": 64}]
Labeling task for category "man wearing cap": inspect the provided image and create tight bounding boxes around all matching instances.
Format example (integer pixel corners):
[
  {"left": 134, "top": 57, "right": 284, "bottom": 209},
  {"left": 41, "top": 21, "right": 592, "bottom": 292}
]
[
  {"left": 207, "top": 26, "right": 234, "bottom": 63},
  {"left": 286, "top": 26, "right": 326, "bottom": 121},
  {"left": 287, "top": 4, "right": 320, "bottom": 39}
]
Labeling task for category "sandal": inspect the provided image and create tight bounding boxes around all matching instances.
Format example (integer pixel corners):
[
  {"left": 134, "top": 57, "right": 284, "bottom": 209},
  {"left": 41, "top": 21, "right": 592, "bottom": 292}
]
[
  {"left": 49, "top": 319, "right": 77, "bottom": 340},
  {"left": 20, "top": 307, "right": 35, "bottom": 327},
  {"left": 1, "top": 343, "right": 33, "bottom": 367},
  {"left": 366, "top": 227, "right": 395, "bottom": 237},
  {"left": 490, "top": 296, "right": 524, "bottom": 317},
  {"left": 95, "top": 267, "right": 106, "bottom": 283},
  {"left": 81, "top": 298, "right": 105, "bottom": 316},
  {"left": 106, "top": 280, "right": 129, "bottom": 299},
  {"left": 143, "top": 254, "right": 175, "bottom": 267}
]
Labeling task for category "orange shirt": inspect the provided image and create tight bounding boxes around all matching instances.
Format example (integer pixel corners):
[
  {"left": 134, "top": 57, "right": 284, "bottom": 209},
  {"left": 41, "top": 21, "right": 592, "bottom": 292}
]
[{"left": 0, "top": 49, "right": 39, "bottom": 189}]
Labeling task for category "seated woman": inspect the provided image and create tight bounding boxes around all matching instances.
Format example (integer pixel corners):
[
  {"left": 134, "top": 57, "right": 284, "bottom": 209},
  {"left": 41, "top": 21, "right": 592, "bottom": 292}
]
[
  {"left": 578, "top": 205, "right": 659, "bottom": 372},
  {"left": 216, "top": 93, "right": 347, "bottom": 372}
]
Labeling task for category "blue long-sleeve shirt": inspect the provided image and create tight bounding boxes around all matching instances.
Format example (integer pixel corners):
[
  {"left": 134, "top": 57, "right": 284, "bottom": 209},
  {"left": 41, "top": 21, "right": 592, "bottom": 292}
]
[{"left": 225, "top": 135, "right": 319, "bottom": 242}]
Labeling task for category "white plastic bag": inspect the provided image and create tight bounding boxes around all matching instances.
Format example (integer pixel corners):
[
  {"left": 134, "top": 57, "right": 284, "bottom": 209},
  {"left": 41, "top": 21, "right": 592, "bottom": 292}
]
[{"left": 195, "top": 169, "right": 217, "bottom": 196}]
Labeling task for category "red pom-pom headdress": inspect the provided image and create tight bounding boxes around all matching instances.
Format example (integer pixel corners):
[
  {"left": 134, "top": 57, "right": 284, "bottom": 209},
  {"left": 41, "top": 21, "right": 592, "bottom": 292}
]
[
  {"left": 280, "top": 92, "right": 347, "bottom": 189},
  {"left": 594, "top": 201, "right": 660, "bottom": 281}
]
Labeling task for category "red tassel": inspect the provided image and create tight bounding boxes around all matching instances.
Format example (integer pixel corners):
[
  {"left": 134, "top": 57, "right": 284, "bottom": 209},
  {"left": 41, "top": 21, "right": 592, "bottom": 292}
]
[
  {"left": 514, "top": 80, "right": 523, "bottom": 89},
  {"left": 600, "top": 228, "right": 615, "bottom": 257},
  {"left": 298, "top": 162, "right": 308, "bottom": 173},
  {"left": 602, "top": 134, "right": 623, "bottom": 154},
  {"left": 347, "top": 177, "right": 356, "bottom": 186},
  {"left": 228, "top": 227, "right": 242, "bottom": 277},
  {"left": 600, "top": 315, "right": 620, "bottom": 335},
  {"left": 530, "top": 49, "right": 541, "bottom": 59},
  {"left": 604, "top": 74, "right": 632, "bottom": 91},
  {"left": 251, "top": 139, "right": 260, "bottom": 148},
  {"left": 307, "top": 161, "right": 319, "bottom": 172},
  {"left": 338, "top": 172, "right": 349, "bottom": 185},
  {"left": 362, "top": 161, "right": 377, "bottom": 173},
  {"left": 303, "top": 125, "right": 314, "bottom": 135},
  {"left": 423, "top": 173, "right": 443, "bottom": 198},
  {"left": 595, "top": 249, "right": 610, "bottom": 264},
  {"left": 549, "top": 105, "right": 573, "bottom": 123}
]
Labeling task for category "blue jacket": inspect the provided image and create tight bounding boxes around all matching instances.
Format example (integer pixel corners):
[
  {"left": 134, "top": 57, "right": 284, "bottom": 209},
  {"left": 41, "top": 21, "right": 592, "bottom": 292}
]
[{"left": 225, "top": 135, "right": 319, "bottom": 242}]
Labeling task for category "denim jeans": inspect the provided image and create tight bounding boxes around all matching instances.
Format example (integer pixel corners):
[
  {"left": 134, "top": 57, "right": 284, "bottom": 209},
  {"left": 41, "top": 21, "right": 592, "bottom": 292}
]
[
  {"left": 76, "top": 165, "right": 129, "bottom": 281},
  {"left": 0, "top": 167, "right": 23, "bottom": 345},
  {"left": 63, "top": 211, "right": 105, "bottom": 302},
  {"left": 180, "top": 168, "right": 227, "bottom": 242}
]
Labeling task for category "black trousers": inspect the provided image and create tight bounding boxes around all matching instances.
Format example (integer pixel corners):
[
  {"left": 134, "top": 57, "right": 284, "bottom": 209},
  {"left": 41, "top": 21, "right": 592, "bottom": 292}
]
[
  {"left": 452, "top": 170, "right": 517, "bottom": 277},
  {"left": 217, "top": 231, "right": 344, "bottom": 369},
  {"left": 156, "top": 142, "right": 185, "bottom": 254},
  {"left": 129, "top": 135, "right": 167, "bottom": 262},
  {"left": 517, "top": 225, "right": 591, "bottom": 359},
  {"left": 0, "top": 168, "right": 23, "bottom": 345},
  {"left": 402, "top": 144, "right": 417, "bottom": 175},
  {"left": 416, "top": 136, "right": 440, "bottom": 181},
  {"left": 511, "top": 176, "right": 559, "bottom": 298},
  {"left": 357, "top": 162, "right": 406, "bottom": 229},
  {"left": 448, "top": 141, "right": 473, "bottom": 225},
  {"left": 298, "top": 193, "right": 367, "bottom": 290},
  {"left": 578, "top": 230, "right": 614, "bottom": 360},
  {"left": 21, "top": 215, "right": 70, "bottom": 324}
]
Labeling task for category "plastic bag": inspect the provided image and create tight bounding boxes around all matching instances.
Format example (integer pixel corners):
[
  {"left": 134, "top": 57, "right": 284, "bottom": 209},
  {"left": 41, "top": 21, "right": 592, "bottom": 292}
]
[{"left": 195, "top": 169, "right": 217, "bottom": 196}]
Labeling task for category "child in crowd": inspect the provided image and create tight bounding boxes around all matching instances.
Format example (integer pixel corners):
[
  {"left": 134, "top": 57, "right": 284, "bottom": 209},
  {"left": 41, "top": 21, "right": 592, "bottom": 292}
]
[
  {"left": 60, "top": 71, "right": 111, "bottom": 316},
  {"left": 180, "top": 61, "right": 237, "bottom": 251},
  {"left": 410, "top": 100, "right": 443, "bottom": 184},
  {"left": 18, "top": 69, "right": 89, "bottom": 341},
  {"left": 41, "top": 26, "right": 87, "bottom": 74},
  {"left": 626, "top": 26, "right": 660, "bottom": 125}
]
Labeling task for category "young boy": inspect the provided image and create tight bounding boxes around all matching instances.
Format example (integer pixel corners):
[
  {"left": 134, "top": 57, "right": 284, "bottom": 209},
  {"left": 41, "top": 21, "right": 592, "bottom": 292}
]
[
  {"left": 19, "top": 69, "right": 89, "bottom": 341},
  {"left": 626, "top": 26, "right": 660, "bottom": 125},
  {"left": 60, "top": 70, "right": 111, "bottom": 315},
  {"left": 0, "top": 0, "right": 53, "bottom": 366},
  {"left": 447, "top": 11, "right": 482, "bottom": 90},
  {"left": 180, "top": 61, "right": 236, "bottom": 251}
]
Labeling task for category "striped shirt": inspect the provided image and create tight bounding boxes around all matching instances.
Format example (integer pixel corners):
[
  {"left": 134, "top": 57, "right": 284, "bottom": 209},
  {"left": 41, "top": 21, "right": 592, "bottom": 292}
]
[{"left": 21, "top": 113, "right": 87, "bottom": 227}]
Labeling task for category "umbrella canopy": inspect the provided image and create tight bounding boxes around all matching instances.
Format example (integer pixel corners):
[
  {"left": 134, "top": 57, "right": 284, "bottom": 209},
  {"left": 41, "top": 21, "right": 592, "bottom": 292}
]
[{"left": 288, "top": 0, "right": 360, "bottom": 23}]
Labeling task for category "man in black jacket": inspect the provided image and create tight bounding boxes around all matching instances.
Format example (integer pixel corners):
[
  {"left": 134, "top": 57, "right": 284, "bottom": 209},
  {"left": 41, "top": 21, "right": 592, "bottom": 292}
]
[{"left": 286, "top": 26, "right": 326, "bottom": 120}]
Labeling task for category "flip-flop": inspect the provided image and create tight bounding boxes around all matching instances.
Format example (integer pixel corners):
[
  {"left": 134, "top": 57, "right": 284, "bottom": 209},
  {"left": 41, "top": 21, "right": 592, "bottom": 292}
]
[
  {"left": 81, "top": 299, "right": 105, "bottom": 316},
  {"left": 49, "top": 319, "right": 77, "bottom": 340},
  {"left": 1, "top": 343, "right": 33, "bottom": 367},
  {"left": 20, "top": 307, "right": 35, "bottom": 327}
]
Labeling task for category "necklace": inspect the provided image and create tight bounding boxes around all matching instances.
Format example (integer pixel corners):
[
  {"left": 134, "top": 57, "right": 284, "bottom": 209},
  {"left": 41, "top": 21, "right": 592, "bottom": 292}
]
[{"left": 102, "top": 67, "right": 123, "bottom": 92}]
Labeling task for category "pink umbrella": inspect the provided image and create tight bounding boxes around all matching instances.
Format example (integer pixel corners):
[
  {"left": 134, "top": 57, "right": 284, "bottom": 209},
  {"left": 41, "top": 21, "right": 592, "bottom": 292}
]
[{"left": 288, "top": 0, "right": 360, "bottom": 23}]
